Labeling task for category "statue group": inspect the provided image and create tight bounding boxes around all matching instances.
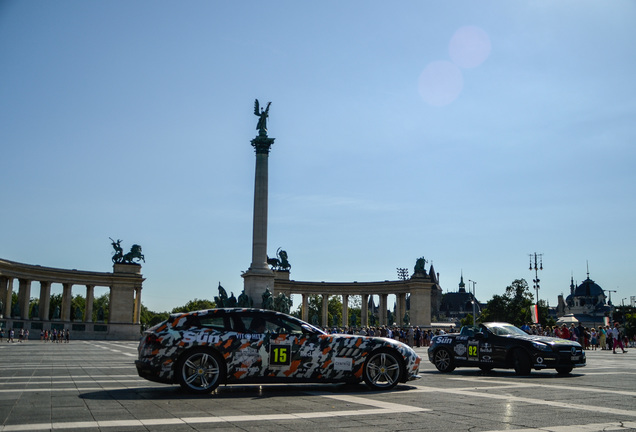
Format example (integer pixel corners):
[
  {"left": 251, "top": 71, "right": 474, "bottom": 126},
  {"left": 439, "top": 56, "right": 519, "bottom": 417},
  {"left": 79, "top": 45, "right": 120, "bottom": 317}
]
[
  {"left": 110, "top": 238, "right": 145, "bottom": 264},
  {"left": 267, "top": 248, "right": 291, "bottom": 271},
  {"left": 214, "top": 284, "right": 292, "bottom": 315}
]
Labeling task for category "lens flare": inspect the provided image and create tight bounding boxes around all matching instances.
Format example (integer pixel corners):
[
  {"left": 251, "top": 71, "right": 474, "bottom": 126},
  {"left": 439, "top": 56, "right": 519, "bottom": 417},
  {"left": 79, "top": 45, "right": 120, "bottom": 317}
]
[
  {"left": 417, "top": 60, "right": 464, "bottom": 107},
  {"left": 449, "top": 26, "right": 491, "bottom": 69}
]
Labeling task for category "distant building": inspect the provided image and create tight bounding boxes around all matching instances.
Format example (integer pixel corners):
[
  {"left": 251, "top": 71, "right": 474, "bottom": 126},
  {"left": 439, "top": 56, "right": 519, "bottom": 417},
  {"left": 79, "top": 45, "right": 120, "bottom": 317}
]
[
  {"left": 438, "top": 273, "right": 481, "bottom": 323},
  {"left": 556, "top": 272, "right": 611, "bottom": 328}
]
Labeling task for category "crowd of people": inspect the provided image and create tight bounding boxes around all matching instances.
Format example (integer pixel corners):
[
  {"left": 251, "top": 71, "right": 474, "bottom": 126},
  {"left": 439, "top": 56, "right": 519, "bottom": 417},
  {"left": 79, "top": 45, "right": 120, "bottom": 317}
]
[
  {"left": 520, "top": 321, "right": 631, "bottom": 353},
  {"left": 325, "top": 325, "right": 448, "bottom": 347},
  {"left": 322, "top": 321, "right": 634, "bottom": 353},
  {"left": 0, "top": 327, "right": 70, "bottom": 343}
]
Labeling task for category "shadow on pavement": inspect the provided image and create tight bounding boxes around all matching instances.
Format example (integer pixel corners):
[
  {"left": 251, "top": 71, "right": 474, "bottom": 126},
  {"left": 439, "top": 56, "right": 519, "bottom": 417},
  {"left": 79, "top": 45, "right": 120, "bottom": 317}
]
[{"left": 78, "top": 382, "right": 420, "bottom": 400}]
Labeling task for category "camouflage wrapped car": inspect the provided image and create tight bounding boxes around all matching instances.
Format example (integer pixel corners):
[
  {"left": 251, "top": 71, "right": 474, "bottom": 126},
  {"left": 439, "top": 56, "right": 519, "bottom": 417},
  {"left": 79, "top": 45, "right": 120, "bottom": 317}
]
[{"left": 136, "top": 308, "right": 421, "bottom": 394}]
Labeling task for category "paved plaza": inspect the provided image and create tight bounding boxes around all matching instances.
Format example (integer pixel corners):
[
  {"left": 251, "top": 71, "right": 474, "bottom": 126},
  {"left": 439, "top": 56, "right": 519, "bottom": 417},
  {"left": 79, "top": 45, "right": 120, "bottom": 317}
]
[{"left": 0, "top": 339, "right": 635, "bottom": 431}]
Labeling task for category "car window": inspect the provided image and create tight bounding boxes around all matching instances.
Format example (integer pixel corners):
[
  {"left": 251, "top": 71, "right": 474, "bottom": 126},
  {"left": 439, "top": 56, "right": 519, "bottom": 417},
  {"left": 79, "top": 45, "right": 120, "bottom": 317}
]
[{"left": 197, "top": 316, "right": 227, "bottom": 331}]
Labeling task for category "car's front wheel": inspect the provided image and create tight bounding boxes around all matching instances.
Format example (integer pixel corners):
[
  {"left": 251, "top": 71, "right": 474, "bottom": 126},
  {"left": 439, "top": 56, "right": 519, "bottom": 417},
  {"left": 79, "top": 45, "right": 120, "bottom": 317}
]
[
  {"left": 512, "top": 349, "right": 531, "bottom": 375},
  {"left": 433, "top": 348, "right": 455, "bottom": 373},
  {"left": 363, "top": 350, "right": 402, "bottom": 390},
  {"left": 177, "top": 348, "right": 225, "bottom": 394}
]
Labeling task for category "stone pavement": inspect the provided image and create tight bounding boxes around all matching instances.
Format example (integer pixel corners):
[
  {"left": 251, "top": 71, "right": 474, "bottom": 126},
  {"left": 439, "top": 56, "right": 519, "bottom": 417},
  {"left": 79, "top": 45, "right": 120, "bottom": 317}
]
[{"left": 1, "top": 340, "right": 635, "bottom": 431}]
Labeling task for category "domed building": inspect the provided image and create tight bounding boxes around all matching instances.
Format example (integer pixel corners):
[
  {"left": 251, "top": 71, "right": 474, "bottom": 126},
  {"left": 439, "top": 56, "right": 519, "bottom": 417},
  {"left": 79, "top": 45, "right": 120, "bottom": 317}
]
[{"left": 556, "top": 271, "right": 611, "bottom": 327}]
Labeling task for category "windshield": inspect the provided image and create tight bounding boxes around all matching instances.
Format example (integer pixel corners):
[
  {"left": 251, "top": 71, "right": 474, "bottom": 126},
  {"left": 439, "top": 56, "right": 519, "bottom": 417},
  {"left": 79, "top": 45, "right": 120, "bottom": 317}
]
[{"left": 485, "top": 323, "right": 529, "bottom": 337}]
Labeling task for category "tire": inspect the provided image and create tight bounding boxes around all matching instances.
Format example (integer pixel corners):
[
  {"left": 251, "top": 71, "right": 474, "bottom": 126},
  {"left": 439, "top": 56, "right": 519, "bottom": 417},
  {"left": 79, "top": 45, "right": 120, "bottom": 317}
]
[
  {"left": 556, "top": 366, "right": 573, "bottom": 375},
  {"left": 363, "top": 350, "right": 402, "bottom": 390},
  {"left": 177, "top": 348, "right": 225, "bottom": 394},
  {"left": 512, "top": 349, "right": 531, "bottom": 375},
  {"left": 433, "top": 348, "right": 456, "bottom": 373}
]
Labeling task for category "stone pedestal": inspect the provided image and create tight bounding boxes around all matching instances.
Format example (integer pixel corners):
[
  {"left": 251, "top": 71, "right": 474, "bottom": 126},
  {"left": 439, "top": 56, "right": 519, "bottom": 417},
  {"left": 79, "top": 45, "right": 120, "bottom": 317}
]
[
  {"left": 409, "top": 278, "right": 432, "bottom": 327},
  {"left": 242, "top": 268, "right": 275, "bottom": 308},
  {"left": 110, "top": 264, "right": 141, "bottom": 323}
]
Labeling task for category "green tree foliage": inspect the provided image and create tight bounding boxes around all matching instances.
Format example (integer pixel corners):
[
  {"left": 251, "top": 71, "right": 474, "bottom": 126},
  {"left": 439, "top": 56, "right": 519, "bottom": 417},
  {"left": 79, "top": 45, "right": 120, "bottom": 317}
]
[
  {"left": 479, "top": 279, "right": 536, "bottom": 326},
  {"left": 140, "top": 304, "right": 169, "bottom": 327},
  {"left": 92, "top": 293, "right": 109, "bottom": 322},
  {"left": 291, "top": 295, "right": 343, "bottom": 327},
  {"left": 460, "top": 313, "right": 475, "bottom": 328},
  {"left": 171, "top": 298, "right": 215, "bottom": 314}
]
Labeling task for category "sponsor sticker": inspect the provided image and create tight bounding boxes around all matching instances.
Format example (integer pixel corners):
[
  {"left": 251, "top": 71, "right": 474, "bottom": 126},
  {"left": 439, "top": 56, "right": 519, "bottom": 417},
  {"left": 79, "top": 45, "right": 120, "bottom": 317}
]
[
  {"left": 333, "top": 357, "right": 353, "bottom": 371},
  {"left": 454, "top": 344, "right": 467, "bottom": 356}
]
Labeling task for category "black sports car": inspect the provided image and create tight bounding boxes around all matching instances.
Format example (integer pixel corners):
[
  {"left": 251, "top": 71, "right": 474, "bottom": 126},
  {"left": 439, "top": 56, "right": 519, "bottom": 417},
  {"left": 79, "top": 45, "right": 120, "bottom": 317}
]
[
  {"left": 428, "top": 322, "right": 586, "bottom": 375},
  {"left": 136, "top": 308, "right": 421, "bottom": 393}
]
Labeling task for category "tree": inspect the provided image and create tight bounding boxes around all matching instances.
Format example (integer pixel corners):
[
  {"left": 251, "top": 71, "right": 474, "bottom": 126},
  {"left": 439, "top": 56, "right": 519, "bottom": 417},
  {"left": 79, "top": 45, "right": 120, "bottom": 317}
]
[
  {"left": 479, "top": 279, "right": 535, "bottom": 327},
  {"left": 171, "top": 298, "right": 215, "bottom": 314},
  {"left": 140, "top": 305, "right": 169, "bottom": 327},
  {"left": 291, "top": 295, "right": 343, "bottom": 328},
  {"left": 93, "top": 293, "right": 109, "bottom": 322}
]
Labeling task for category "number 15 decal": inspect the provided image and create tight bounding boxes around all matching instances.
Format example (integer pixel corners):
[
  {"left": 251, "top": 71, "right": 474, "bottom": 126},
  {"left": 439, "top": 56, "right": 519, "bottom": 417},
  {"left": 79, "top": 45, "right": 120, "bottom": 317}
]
[{"left": 270, "top": 345, "right": 291, "bottom": 366}]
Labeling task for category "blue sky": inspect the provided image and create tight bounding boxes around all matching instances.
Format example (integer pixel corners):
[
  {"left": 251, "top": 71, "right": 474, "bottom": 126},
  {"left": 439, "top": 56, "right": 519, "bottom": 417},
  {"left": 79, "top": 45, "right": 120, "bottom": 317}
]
[{"left": 1, "top": 1, "right": 635, "bottom": 313}]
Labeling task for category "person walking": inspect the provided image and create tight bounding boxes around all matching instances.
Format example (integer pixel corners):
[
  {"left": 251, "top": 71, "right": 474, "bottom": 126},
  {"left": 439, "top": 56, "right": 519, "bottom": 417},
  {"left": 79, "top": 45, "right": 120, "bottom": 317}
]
[{"left": 612, "top": 322, "right": 627, "bottom": 354}]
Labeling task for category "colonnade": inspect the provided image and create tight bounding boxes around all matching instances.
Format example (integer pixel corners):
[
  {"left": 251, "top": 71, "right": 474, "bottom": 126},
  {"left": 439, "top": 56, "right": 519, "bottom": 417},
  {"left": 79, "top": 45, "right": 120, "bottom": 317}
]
[
  {"left": 295, "top": 292, "right": 412, "bottom": 328},
  {"left": 0, "top": 259, "right": 144, "bottom": 340},
  {"left": 273, "top": 269, "right": 441, "bottom": 328}
]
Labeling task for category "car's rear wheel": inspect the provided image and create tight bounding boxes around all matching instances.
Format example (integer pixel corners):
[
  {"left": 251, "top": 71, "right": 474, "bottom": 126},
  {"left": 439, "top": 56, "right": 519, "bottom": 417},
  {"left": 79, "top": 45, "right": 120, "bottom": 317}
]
[
  {"left": 177, "top": 348, "right": 225, "bottom": 394},
  {"left": 433, "top": 348, "right": 455, "bottom": 373},
  {"left": 512, "top": 349, "right": 531, "bottom": 375},
  {"left": 363, "top": 350, "right": 402, "bottom": 390},
  {"left": 556, "top": 366, "right": 573, "bottom": 375}
]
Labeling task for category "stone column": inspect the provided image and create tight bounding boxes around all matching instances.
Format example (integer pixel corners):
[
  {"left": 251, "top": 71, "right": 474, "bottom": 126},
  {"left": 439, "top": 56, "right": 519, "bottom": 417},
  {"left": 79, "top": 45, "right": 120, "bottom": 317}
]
[
  {"left": 342, "top": 294, "right": 349, "bottom": 328},
  {"left": 0, "top": 276, "right": 12, "bottom": 318},
  {"left": 85, "top": 285, "right": 95, "bottom": 322},
  {"left": 39, "top": 281, "right": 51, "bottom": 321},
  {"left": 301, "top": 293, "right": 309, "bottom": 322},
  {"left": 397, "top": 293, "right": 407, "bottom": 325},
  {"left": 18, "top": 279, "right": 32, "bottom": 319},
  {"left": 379, "top": 294, "right": 388, "bottom": 326},
  {"left": 242, "top": 133, "right": 276, "bottom": 307},
  {"left": 361, "top": 294, "right": 369, "bottom": 327},
  {"left": 133, "top": 286, "right": 142, "bottom": 324},
  {"left": 321, "top": 294, "right": 329, "bottom": 328},
  {"left": 61, "top": 283, "right": 73, "bottom": 321}
]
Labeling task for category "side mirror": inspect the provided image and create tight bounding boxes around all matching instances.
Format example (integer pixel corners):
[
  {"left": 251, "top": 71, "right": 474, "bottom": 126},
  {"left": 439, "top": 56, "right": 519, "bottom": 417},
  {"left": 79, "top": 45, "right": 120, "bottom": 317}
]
[{"left": 301, "top": 324, "right": 316, "bottom": 335}]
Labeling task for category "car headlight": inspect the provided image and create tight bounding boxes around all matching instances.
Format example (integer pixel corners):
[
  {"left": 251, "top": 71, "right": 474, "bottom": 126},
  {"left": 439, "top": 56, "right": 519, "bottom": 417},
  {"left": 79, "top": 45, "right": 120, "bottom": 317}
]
[{"left": 531, "top": 341, "right": 552, "bottom": 352}]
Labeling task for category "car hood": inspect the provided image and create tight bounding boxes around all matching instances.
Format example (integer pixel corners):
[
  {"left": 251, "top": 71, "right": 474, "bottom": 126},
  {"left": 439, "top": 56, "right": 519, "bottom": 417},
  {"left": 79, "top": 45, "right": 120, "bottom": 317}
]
[{"left": 507, "top": 334, "right": 582, "bottom": 348}]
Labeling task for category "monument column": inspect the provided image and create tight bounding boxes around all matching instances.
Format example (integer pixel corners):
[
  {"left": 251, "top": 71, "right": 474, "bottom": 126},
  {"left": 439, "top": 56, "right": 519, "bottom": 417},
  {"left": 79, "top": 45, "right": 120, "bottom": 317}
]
[
  {"left": 361, "top": 294, "right": 369, "bottom": 327},
  {"left": 85, "top": 285, "right": 95, "bottom": 323},
  {"left": 321, "top": 294, "right": 329, "bottom": 327},
  {"left": 39, "top": 281, "right": 51, "bottom": 321},
  {"left": 379, "top": 294, "right": 388, "bottom": 325},
  {"left": 1, "top": 276, "right": 12, "bottom": 318},
  {"left": 242, "top": 99, "right": 276, "bottom": 308},
  {"left": 61, "top": 283, "right": 73, "bottom": 321},
  {"left": 301, "top": 293, "right": 309, "bottom": 321},
  {"left": 342, "top": 294, "right": 349, "bottom": 328},
  {"left": 18, "top": 279, "right": 32, "bottom": 319}
]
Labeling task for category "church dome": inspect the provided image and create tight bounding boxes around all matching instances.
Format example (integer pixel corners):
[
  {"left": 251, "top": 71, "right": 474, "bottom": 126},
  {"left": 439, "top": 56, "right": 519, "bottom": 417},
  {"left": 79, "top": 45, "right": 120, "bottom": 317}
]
[{"left": 573, "top": 278, "right": 604, "bottom": 297}]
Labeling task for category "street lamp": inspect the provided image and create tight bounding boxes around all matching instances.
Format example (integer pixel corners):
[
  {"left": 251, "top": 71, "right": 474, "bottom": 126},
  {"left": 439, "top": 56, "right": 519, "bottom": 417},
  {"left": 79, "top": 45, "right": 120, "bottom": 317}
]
[
  {"left": 529, "top": 253, "right": 543, "bottom": 303},
  {"left": 468, "top": 280, "right": 477, "bottom": 327}
]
